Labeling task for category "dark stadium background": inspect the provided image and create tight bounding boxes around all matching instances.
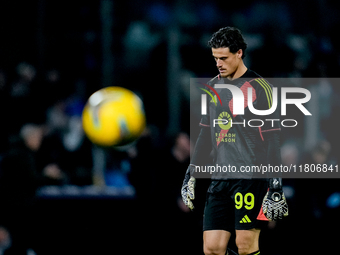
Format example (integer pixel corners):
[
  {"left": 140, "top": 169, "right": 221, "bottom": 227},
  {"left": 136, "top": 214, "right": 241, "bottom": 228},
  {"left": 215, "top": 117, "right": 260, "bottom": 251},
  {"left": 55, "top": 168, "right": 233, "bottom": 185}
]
[{"left": 0, "top": 0, "right": 339, "bottom": 254}]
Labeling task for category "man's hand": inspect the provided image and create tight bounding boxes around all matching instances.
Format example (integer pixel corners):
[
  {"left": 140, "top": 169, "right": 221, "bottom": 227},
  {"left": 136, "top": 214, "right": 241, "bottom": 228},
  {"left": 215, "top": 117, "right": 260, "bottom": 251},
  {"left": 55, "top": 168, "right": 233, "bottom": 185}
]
[
  {"left": 262, "top": 178, "right": 288, "bottom": 221},
  {"left": 181, "top": 164, "right": 196, "bottom": 210}
]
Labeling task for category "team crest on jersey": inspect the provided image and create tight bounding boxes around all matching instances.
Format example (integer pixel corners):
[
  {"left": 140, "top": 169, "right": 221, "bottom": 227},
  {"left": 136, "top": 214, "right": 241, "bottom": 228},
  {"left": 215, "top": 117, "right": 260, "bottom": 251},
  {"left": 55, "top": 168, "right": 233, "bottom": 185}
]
[
  {"left": 216, "top": 111, "right": 232, "bottom": 130},
  {"left": 215, "top": 111, "right": 235, "bottom": 145}
]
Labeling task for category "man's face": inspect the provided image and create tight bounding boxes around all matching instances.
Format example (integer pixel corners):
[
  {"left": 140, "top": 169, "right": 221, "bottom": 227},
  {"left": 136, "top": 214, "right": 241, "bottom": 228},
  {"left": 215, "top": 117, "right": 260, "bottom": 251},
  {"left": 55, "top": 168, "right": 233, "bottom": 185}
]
[{"left": 212, "top": 47, "right": 242, "bottom": 79}]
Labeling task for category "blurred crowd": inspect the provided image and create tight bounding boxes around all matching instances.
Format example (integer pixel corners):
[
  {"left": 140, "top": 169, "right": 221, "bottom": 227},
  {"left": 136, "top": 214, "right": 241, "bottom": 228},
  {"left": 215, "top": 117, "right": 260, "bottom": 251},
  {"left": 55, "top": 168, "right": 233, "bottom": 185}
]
[
  {"left": 0, "top": 0, "right": 339, "bottom": 254},
  {"left": 0, "top": 62, "right": 93, "bottom": 254}
]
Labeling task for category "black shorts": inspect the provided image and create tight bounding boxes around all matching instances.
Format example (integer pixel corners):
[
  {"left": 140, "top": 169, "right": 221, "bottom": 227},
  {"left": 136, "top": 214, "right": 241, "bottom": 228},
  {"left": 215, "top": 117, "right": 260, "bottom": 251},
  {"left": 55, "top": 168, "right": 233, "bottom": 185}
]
[{"left": 203, "top": 179, "right": 268, "bottom": 232}]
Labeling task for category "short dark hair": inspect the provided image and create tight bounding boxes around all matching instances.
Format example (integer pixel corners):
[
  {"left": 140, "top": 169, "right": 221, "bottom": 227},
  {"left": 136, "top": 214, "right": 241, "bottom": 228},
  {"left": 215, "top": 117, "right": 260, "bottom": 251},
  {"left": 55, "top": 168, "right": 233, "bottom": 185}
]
[{"left": 208, "top": 27, "right": 247, "bottom": 59}]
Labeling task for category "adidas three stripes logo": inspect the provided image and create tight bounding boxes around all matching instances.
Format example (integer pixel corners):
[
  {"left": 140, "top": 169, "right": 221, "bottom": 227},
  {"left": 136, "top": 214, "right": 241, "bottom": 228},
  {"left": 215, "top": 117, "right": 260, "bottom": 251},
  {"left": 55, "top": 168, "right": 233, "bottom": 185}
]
[{"left": 239, "top": 215, "right": 252, "bottom": 223}]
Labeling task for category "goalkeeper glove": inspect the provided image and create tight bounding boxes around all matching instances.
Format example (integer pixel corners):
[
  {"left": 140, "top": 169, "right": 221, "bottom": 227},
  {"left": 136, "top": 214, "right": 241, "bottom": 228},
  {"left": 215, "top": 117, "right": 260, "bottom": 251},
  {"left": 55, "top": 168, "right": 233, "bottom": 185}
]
[
  {"left": 262, "top": 178, "right": 289, "bottom": 221},
  {"left": 181, "top": 164, "right": 196, "bottom": 210}
]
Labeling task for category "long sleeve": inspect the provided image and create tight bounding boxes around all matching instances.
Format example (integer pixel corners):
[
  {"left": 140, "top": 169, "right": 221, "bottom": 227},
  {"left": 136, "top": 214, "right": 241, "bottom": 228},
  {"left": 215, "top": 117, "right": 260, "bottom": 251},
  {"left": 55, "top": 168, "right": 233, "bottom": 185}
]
[{"left": 190, "top": 124, "right": 212, "bottom": 167}]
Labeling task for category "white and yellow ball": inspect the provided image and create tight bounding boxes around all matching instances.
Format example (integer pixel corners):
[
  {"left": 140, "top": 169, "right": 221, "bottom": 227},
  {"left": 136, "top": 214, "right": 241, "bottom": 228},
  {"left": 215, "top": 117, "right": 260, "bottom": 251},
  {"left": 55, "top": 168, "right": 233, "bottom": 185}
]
[{"left": 82, "top": 87, "right": 146, "bottom": 147}]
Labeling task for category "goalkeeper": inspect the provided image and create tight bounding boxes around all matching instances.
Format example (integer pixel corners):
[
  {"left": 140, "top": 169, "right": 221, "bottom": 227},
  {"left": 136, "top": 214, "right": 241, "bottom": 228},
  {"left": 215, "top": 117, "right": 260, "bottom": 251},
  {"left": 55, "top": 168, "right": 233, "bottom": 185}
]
[{"left": 181, "top": 27, "right": 288, "bottom": 255}]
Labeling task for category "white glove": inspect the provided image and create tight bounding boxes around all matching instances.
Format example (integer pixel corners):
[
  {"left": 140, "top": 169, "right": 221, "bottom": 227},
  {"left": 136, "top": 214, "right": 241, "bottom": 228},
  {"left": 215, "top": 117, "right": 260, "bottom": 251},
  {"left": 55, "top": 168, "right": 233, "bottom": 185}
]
[
  {"left": 262, "top": 178, "right": 289, "bottom": 221},
  {"left": 181, "top": 164, "right": 196, "bottom": 210}
]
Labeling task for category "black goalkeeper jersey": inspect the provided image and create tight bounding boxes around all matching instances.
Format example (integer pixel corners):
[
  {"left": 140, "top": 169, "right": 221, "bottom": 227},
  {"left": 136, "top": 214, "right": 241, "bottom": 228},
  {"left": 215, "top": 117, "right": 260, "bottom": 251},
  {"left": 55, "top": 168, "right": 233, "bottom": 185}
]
[{"left": 198, "top": 69, "right": 281, "bottom": 179}]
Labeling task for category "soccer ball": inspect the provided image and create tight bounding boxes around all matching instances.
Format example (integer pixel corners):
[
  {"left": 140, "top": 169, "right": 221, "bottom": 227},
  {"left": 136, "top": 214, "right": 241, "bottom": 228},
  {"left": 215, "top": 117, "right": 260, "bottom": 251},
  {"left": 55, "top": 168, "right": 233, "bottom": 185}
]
[{"left": 82, "top": 86, "right": 146, "bottom": 147}]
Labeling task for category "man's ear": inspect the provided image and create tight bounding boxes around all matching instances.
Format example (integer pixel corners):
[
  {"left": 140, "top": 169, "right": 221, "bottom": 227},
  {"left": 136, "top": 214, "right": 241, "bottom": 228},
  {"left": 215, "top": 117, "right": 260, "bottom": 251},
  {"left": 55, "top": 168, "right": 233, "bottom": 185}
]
[{"left": 237, "top": 49, "right": 243, "bottom": 59}]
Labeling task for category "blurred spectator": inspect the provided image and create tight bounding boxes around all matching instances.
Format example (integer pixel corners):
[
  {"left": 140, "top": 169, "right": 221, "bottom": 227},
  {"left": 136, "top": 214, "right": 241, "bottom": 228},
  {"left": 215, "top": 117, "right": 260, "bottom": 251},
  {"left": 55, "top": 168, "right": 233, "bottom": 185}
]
[
  {"left": 36, "top": 128, "right": 70, "bottom": 186},
  {"left": 0, "top": 124, "right": 42, "bottom": 205},
  {"left": 10, "top": 63, "right": 36, "bottom": 99},
  {"left": 166, "top": 132, "right": 192, "bottom": 213},
  {"left": 128, "top": 125, "right": 162, "bottom": 199},
  {"left": 0, "top": 123, "right": 42, "bottom": 253},
  {"left": 0, "top": 69, "right": 10, "bottom": 153},
  {"left": 296, "top": 139, "right": 338, "bottom": 253},
  {"left": 0, "top": 226, "right": 11, "bottom": 255},
  {"left": 123, "top": 21, "right": 160, "bottom": 71},
  {"left": 298, "top": 140, "right": 336, "bottom": 219},
  {"left": 40, "top": 68, "right": 65, "bottom": 111},
  {"left": 9, "top": 63, "right": 39, "bottom": 133},
  {"left": 45, "top": 93, "right": 92, "bottom": 186},
  {"left": 103, "top": 148, "right": 133, "bottom": 188}
]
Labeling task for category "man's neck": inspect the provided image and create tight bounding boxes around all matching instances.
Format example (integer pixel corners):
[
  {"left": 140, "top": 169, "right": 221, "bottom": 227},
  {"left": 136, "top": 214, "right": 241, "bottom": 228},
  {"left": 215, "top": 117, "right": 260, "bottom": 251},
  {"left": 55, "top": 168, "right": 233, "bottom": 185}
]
[{"left": 227, "top": 61, "right": 248, "bottom": 80}]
